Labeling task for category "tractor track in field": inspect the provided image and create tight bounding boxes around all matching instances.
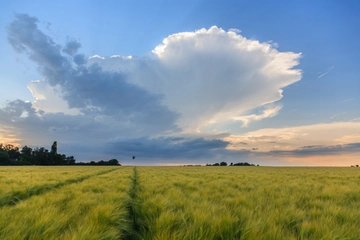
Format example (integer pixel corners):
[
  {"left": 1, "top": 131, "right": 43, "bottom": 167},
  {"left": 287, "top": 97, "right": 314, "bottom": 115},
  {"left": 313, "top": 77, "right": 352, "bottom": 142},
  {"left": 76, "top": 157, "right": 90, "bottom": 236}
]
[
  {"left": 123, "top": 167, "right": 147, "bottom": 240},
  {"left": 0, "top": 168, "right": 118, "bottom": 208}
]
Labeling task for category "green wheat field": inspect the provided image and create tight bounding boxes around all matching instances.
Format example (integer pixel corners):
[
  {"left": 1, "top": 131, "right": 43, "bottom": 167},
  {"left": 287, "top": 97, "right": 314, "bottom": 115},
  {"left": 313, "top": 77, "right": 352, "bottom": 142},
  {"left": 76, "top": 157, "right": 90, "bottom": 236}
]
[{"left": 0, "top": 166, "right": 359, "bottom": 240}]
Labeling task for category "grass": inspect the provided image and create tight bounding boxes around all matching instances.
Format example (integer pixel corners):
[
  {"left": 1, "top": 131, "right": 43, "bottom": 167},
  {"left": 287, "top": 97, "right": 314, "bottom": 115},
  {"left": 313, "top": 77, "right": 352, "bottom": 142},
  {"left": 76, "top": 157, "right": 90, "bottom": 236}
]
[
  {"left": 0, "top": 166, "right": 117, "bottom": 207},
  {"left": 0, "top": 166, "right": 107, "bottom": 193},
  {"left": 0, "top": 166, "right": 359, "bottom": 239},
  {"left": 0, "top": 166, "right": 132, "bottom": 239},
  {"left": 137, "top": 167, "right": 360, "bottom": 240}
]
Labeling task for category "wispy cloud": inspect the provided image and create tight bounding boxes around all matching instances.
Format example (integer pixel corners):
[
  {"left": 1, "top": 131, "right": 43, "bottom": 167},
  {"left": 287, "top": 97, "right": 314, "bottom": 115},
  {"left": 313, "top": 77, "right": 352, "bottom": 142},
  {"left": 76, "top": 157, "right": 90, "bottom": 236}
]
[
  {"left": 317, "top": 66, "right": 334, "bottom": 79},
  {"left": 339, "top": 98, "right": 354, "bottom": 104},
  {"left": 232, "top": 105, "right": 282, "bottom": 127},
  {"left": 330, "top": 112, "right": 345, "bottom": 119}
]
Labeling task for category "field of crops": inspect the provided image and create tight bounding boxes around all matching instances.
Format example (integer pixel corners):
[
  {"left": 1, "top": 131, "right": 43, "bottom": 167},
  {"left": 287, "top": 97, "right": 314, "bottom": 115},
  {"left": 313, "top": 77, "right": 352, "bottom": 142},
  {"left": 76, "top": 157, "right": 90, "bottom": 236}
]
[{"left": 0, "top": 166, "right": 359, "bottom": 239}]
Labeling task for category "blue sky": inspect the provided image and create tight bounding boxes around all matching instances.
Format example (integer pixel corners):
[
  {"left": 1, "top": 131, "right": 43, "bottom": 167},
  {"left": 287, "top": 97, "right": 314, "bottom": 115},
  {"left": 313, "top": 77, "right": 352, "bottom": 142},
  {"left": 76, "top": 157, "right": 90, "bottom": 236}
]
[{"left": 0, "top": 0, "right": 359, "bottom": 165}]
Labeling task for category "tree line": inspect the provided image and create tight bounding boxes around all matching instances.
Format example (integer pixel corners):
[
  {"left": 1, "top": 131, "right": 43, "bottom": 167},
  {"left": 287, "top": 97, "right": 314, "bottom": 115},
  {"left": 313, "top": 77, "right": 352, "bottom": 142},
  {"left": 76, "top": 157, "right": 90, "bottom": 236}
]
[
  {"left": 0, "top": 141, "right": 120, "bottom": 166},
  {"left": 76, "top": 159, "right": 120, "bottom": 166},
  {"left": 206, "top": 162, "right": 259, "bottom": 166},
  {"left": 0, "top": 141, "right": 76, "bottom": 165}
]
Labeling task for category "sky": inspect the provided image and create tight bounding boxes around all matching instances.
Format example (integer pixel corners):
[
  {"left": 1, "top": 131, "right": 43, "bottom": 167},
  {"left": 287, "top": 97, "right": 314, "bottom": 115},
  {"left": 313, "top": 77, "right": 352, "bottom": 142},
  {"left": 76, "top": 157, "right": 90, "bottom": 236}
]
[{"left": 0, "top": 0, "right": 359, "bottom": 166}]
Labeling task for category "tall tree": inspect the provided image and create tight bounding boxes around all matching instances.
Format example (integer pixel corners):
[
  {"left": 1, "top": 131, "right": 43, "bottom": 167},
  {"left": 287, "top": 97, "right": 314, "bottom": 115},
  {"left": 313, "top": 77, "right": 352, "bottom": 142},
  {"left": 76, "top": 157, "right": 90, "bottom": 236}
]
[{"left": 51, "top": 141, "right": 58, "bottom": 155}]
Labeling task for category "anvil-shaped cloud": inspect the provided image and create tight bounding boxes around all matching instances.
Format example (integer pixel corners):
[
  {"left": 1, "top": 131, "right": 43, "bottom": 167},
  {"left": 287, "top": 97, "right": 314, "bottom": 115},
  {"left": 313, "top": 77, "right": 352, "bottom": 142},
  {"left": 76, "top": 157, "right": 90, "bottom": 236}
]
[{"left": 90, "top": 26, "right": 302, "bottom": 131}]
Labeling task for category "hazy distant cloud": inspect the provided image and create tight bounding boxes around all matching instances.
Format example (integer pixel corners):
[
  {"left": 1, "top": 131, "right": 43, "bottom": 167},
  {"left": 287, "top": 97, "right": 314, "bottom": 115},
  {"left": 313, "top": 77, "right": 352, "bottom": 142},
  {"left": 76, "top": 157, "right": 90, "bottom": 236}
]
[
  {"left": 270, "top": 142, "right": 360, "bottom": 157},
  {"left": 226, "top": 122, "right": 360, "bottom": 157},
  {"left": 221, "top": 122, "right": 360, "bottom": 166},
  {"left": 330, "top": 112, "right": 345, "bottom": 119}
]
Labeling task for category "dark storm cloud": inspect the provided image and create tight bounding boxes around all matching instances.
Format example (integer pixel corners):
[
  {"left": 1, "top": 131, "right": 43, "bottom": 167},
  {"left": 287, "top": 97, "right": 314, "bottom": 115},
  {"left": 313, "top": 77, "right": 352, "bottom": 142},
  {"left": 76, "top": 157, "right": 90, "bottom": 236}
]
[
  {"left": 73, "top": 54, "right": 86, "bottom": 65},
  {"left": 6, "top": 13, "right": 179, "bottom": 133},
  {"left": 0, "top": 99, "right": 179, "bottom": 149},
  {"left": 62, "top": 40, "right": 81, "bottom": 56},
  {"left": 7, "top": 14, "right": 68, "bottom": 86},
  {"left": 0, "top": 100, "right": 104, "bottom": 143},
  {"left": 106, "top": 137, "right": 230, "bottom": 159}
]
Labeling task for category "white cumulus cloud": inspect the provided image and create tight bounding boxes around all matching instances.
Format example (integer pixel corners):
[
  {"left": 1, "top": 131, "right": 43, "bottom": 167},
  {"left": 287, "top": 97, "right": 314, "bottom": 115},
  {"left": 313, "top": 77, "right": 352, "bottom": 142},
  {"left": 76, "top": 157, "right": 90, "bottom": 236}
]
[{"left": 94, "top": 26, "right": 302, "bottom": 131}]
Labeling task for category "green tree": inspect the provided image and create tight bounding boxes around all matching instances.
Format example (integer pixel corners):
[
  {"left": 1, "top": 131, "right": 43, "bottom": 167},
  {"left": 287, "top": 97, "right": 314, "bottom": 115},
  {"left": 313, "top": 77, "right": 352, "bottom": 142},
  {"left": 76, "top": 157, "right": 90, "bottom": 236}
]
[
  {"left": 66, "top": 156, "right": 76, "bottom": 165},
  {"left": 1, "top": 144, "right": 20, "bottom": 160},
  {"left": 53, "top": 154, "right": 63, "bottom": 165},
  {"left": 33, "top": 147, "right": 49, "bottom": 165},
  {"left": 0, "top": 142, "right": 77, "bottom": 165},
  {"left": 108, "top": 159, "right": 120, "bottom": 165},
  {"left": 51, "top": 141, "right": 57, "bottom": 155},
  {"left": 21, "top": 145, "right": 32, "bottom": 156},
  {"left": 0, "top": 150, "right": 11, "bottom": 165},
  {"left": 19, "top": 145, "right": 35, "bottom": 164}
]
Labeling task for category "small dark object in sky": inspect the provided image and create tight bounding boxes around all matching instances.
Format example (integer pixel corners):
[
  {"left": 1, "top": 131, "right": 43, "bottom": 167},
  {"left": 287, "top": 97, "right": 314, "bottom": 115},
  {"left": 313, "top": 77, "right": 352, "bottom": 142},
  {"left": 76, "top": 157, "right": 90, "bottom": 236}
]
[{"left": 132, "top": 156, "right": 135, "bottom": 159}]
